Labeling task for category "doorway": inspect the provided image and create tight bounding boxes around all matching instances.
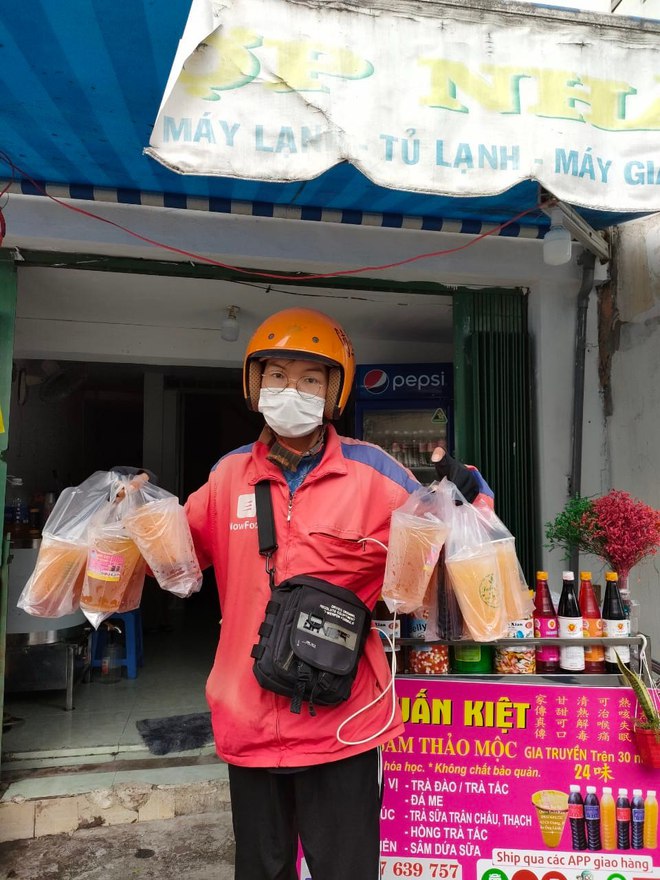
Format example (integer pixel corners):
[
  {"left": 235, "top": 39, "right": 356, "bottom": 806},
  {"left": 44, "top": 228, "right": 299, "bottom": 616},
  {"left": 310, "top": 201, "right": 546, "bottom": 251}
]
[{"left": 2, "top": 362, "right": 260, "bottom": 776}]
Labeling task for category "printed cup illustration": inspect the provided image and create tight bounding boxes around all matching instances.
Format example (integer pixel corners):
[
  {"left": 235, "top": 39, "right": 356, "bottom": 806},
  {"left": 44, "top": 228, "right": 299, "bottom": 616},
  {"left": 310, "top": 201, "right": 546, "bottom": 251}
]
[
  {"left": 445, "top": 550, "right": 508, "bottom": 641},
  {"left": 18, "top": 536, "right": 87, "bottom": 617},
  {"left": 123, "top": 497, "right": 202, "bottom": 598},
  {"left": 381, "top": 510, "right": 449, "bottom": 614},
  {"left": 532, "top": 790, "right": 569, "bottom": 848}
]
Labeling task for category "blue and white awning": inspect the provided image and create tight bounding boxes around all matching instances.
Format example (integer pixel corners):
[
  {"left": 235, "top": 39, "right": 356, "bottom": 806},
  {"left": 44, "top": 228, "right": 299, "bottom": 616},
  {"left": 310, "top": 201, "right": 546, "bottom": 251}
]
[{"left": 0, "top": 0, "right": 656, "bottom": 239}]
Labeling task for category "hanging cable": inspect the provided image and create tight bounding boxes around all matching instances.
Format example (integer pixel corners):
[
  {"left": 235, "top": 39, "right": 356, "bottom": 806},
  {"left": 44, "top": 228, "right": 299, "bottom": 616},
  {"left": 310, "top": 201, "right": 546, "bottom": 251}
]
[{"left": 0, "top": 150, "right": 544, "bottom": 282}]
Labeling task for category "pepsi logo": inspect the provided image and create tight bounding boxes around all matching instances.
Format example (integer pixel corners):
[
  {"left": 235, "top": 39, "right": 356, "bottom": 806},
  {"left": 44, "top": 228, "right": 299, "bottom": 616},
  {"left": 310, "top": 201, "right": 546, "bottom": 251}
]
[{"left": 363, "top": 369, "right": 389, "bottom": 394}]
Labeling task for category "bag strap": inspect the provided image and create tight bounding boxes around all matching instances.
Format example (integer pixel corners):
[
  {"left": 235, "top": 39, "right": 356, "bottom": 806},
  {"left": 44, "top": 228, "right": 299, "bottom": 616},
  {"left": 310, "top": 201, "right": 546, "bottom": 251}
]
[{"left": 255, "top": 480, "right": 277, "bottom": 589}]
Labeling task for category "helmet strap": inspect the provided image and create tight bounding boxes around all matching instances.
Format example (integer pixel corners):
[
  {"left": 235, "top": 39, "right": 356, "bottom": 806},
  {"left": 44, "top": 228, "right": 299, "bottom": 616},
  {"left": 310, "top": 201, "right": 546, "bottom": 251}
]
[
  {"left": 247, "top": 360, "right": 263, "bottom": 411},
  {"left": 324, "top": 367, "right": 341, "bottom": 420}
]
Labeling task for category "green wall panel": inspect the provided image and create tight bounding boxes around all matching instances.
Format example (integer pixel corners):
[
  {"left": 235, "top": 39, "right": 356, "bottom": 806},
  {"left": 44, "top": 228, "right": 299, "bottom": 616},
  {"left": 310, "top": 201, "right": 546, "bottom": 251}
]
[{"left": 453, "top": 288, "right": 537, "bottom": 582}]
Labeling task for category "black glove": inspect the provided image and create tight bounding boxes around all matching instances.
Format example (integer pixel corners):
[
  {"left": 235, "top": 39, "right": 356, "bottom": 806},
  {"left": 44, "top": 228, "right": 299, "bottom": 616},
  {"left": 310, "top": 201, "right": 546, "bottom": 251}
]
[
  {"left": 110, "top": 465, "right": 158, "bottom": 485},
  {"left": 432, "top": 451, "right": 479, "bottom": 504}
]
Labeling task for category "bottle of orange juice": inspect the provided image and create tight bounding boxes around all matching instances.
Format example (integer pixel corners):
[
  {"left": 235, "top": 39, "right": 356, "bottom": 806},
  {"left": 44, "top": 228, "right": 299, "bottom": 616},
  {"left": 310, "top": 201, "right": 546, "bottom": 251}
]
[
  {"left": 601, "top": 787, "right": 616, "bottom": 850},
  {"left": 644, "top": 790, "right": 658, "bottom": 850}
]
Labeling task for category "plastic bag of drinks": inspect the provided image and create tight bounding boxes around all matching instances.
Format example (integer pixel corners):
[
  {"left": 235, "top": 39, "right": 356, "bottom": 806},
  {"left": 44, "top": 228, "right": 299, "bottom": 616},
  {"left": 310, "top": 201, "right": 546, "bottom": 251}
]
[
  {"left": 471, "top": 499, "right": 533, "bottom": 621},
  {"left": 436, "top": 479, "right": 508, "bottom": 641},
  {"left": 80, "top": 475, "right": 147, "bottom": 629},
  {"left": 122, "top": 481, "right": 202, "bottom": 599},
  {"left": 433, "top": 551, "right": 465, "bottom": 641},
  {"left": 17, "top": 471, "right": 118, "bottom": 618},
  {"left": 381, "top": 484, "right": 449, "bottom": 614}
]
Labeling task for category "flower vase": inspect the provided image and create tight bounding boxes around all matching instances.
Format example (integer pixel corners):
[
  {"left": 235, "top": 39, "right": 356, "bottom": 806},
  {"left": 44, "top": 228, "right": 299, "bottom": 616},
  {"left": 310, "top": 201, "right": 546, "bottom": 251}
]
[
  {"left": 633, "top": 723, "right": 660, "bottom": 768},
  {"left": 616, "top": 569, "right": 630, "bottom": 603}
]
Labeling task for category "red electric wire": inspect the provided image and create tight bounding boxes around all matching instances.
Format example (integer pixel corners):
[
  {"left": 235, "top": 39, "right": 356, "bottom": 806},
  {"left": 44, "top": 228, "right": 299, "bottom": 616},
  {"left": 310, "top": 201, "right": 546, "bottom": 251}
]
[{"left": 0, "top": 151, "right": 545, "bottom": 281}]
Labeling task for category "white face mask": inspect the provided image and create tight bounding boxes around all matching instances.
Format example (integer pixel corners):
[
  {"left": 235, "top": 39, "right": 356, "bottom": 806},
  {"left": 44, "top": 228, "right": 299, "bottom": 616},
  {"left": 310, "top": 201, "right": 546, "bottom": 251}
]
[{"left": 258, "top": 388, "right": 325, "bottom": 438}]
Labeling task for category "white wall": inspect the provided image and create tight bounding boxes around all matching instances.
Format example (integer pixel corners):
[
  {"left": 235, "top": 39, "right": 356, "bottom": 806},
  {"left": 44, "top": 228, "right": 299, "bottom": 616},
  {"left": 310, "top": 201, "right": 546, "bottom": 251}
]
[
  {"left": 526, "top": 264, "right": 611, "bottom": 597},
  {"left": 606, "top": 215, "right": 660, "bottom": 654}
]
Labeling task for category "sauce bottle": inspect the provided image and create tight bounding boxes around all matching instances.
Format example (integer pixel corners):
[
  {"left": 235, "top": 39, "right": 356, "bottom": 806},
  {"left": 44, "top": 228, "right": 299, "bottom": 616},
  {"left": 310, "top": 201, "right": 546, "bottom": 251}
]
[
  {"left": 568, "top": 785, "right": 587, "bottom": 850},
  {"left": 579, "top": 571, "right": 605, "bottom": 674},
  {"left": 584, "top": 786, "right": 602, "bottom": 850},
  {"left": 616, "top": 788, "right": 631, "bottom": 850},
  {"left": 558, "top": 571, "right": 585, "bottom": 673},
  {"left": 644, "top": 790, "right": 658, "bottom": 850},
  {"left": 631, "top": 789, "right": 645, "bottom": 849},
  {"left": 601, "top": 787, "right": 616, "bottom": 850},
  {"left": 533, "top": 571, "right": 560, "bottom": 674},
  {"left": 602, "top": 571, "right": 630, "bottom": 673}
]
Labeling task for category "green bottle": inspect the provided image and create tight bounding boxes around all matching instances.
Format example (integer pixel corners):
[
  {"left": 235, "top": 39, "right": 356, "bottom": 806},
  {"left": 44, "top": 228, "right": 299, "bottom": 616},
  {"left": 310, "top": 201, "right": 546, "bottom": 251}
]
[{"left": 450, "top": 644, "right": 493, "bottom": 673}]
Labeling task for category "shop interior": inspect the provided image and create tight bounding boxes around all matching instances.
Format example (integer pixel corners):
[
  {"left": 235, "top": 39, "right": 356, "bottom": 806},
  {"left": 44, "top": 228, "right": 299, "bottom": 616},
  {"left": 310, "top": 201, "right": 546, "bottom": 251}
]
[{"left": 2, "top": 273, "right": 454, "bottom": 779}]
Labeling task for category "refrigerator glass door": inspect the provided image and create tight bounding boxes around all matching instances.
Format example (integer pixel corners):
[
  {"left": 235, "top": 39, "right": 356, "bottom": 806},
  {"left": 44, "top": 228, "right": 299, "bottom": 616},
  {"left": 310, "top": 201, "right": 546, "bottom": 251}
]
[{"left": 361, "top": 407, "right": 449, "bottom": 469}]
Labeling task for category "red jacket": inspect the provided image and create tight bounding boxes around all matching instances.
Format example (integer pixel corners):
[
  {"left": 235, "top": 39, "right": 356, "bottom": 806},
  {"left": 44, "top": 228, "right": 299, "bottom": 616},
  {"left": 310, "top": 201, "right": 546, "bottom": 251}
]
[{"left": 184, "top": 425, "right": 418, "bottom": 767}]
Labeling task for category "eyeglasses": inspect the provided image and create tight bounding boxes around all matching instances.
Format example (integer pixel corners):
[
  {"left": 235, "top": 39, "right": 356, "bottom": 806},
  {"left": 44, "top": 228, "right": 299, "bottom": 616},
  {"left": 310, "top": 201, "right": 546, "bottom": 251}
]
[{"left": 261, "top": 369, "right": 326, "bottom": 400}]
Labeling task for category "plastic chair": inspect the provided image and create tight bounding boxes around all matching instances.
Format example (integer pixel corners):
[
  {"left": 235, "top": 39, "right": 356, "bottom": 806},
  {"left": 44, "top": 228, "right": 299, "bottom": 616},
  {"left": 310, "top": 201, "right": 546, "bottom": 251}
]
[{"left": 90, "top": 609, "right": 144, "bottom": 679}]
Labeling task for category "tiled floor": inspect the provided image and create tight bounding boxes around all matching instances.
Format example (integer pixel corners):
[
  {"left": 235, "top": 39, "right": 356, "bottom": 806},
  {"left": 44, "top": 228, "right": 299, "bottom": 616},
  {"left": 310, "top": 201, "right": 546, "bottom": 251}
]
[{"left": 3, "top": 599, "right": 219, "bottom": 766}]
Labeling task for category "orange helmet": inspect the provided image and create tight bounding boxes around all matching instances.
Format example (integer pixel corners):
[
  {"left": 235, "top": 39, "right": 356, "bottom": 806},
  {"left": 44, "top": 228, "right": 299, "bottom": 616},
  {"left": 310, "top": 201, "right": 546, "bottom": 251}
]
[{"left": 244, "top": 308, "right": 355, "bottom": 420}]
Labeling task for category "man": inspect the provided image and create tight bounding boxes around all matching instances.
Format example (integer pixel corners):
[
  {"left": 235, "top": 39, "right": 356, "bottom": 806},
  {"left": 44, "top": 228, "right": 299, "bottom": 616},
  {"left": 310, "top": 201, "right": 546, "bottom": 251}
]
[{"left": 184, "top": 307, "right": 488, "bottom": 880}]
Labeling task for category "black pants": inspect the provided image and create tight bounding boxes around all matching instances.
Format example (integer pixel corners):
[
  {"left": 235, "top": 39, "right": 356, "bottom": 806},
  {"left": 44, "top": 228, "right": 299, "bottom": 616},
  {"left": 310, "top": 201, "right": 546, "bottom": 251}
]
[{"left": 228, "top": 749, "right": 381, "bottom": 880}]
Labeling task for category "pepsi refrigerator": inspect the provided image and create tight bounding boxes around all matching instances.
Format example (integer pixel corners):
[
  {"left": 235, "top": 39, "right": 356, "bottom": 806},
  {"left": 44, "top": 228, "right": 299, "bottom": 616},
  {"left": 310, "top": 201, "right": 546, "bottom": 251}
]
[{"left": 354, "top": 363, "right": 453, "bottom": 484}]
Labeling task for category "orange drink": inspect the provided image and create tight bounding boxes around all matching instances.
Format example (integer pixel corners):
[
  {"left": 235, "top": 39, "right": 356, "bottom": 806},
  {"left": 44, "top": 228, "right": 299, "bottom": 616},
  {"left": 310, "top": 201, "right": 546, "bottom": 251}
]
[
  {"left": 644, "top": 790, "right": 658, "bottom": 850},
  {"left": 123, "top": 497, "right": 201, "bottom": 597},
  {"left": 445, "top": 551, "right": 507, "bottom": 641},
  {"left": 494, "top": 538, "right": 533, "bottom": 620},
  {"left": 19, "top": 536, "right": 87, "bottom": 617},
  {"left": 81, "top": 531, "right": 144, "bottom": 622},
  {"left": 381, "top": 511, "right": 449, "bottom": 614}
]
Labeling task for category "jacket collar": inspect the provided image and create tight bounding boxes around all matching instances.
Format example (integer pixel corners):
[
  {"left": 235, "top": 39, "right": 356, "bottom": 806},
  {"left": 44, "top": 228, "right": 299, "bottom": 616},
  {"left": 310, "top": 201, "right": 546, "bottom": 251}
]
[{"left": 248, "top": 424, "right": 348, "bottom": 486}]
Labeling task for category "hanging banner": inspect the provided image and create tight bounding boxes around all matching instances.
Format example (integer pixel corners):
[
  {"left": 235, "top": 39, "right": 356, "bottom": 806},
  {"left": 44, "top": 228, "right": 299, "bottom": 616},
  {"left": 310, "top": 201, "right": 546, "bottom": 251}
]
[
  {"left": 299, "top": 678, "right": 659, "bottom": 880},
  {"left": 147, "top": 0, "right": 660, "bottom": 213}
]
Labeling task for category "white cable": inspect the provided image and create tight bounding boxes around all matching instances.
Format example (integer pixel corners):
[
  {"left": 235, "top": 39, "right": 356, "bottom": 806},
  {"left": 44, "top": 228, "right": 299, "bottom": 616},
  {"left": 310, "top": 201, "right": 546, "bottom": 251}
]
[
  {"left": 377, "top": 744, "right": 383, "bottom": 800},
  {"left": 336, "top": 613, "right": 398, "bottom": 746},
  {"left": 358, "top": 537, "right": 388, "bottom": 552}
]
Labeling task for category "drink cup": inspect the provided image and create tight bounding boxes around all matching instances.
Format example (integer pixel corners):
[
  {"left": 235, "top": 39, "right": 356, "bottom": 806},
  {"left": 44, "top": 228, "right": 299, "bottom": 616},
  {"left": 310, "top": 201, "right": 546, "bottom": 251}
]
[
  {"left": 81, "top": 530, "right": 144, "bottom": 622},
  {"left": 532, "top": 790, "right": 569, "bottom": 848},
  {"left": 445, "top": 550, "right": 507, "bottom": 640},
  {"left": 18, "top": 536, "right": 87, "bottom": 617},
  {"left": 123, "top": 498, "right": 202, "bottom": 598},
  {"left": 494, "top": 538, "right": 533, "bottom": 620},
  {"left": 381, "top": 510, "right": 449, "bottom": 614}
]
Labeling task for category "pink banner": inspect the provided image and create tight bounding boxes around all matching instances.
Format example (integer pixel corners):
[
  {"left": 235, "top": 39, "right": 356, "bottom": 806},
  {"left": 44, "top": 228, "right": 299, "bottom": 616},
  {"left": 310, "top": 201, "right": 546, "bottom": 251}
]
[{"left": 299, "top": 678, "right": 659, "bottom": 880}]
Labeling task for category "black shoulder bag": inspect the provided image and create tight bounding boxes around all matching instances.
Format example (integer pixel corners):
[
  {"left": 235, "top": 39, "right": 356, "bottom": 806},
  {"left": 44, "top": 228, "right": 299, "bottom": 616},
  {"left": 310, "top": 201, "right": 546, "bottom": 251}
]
[{"left": 250, "top": 481, "right": 371, "bottom": 715}]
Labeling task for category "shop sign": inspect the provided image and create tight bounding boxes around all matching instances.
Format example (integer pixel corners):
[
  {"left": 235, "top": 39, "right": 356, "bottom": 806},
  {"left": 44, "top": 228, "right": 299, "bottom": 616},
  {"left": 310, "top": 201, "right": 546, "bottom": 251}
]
[
  {"left": 148, "top": 0, "right": 660, "bottom": 213},
  {"left": 299, "top": 678, "right": 659, "bottom": 880}
]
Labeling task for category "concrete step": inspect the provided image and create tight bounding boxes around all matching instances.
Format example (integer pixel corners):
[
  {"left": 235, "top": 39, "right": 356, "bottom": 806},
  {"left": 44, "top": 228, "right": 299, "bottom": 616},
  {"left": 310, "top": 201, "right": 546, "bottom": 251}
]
[
  {"left": 1, "top": 810, "right": 236, "bottom": 880},
  {"left": 0, "top": 755, "right": 230, "bottom": 842}
]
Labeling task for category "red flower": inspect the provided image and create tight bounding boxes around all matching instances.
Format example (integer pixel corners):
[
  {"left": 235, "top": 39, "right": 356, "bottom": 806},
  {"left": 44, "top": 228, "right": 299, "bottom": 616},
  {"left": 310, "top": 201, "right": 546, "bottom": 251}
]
[{"left": 590, "top": 490, "right": 660, "bottom": 577}]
